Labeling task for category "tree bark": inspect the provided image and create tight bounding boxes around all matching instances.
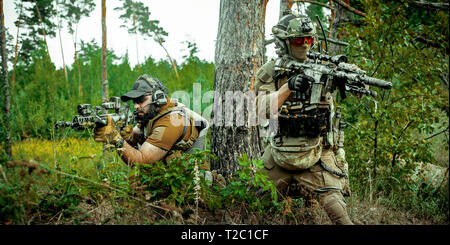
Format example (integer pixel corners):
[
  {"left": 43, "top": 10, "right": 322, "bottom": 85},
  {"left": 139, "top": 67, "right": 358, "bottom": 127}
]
[
  {"left": 211, "top": 0, "right": 267, "bottom": 180},
  {"left": 101, "top": 0, "right": 108, "bottom": 102},
  {"left": 329, "top": 0, "right": 349, "bottom": 55},
  {"left": 1, "top": 0, "right": 11, "bottom": 158}
]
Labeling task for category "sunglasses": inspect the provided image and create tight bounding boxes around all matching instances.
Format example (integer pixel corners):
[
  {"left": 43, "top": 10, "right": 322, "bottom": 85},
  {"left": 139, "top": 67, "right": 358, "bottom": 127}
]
[
  {"left": 133, "top": 94, "right": 150, "bottom": 104},
  {"left": 289, "top": 36, "right": 313, "bottom": 46}
]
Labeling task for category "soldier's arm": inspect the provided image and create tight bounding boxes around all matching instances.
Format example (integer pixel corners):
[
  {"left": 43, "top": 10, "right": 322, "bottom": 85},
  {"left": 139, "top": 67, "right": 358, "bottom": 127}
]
[
  {"left": 118, "top": 114, "right": 185, "bottom": 166},
  {"left": 119, "top": 141, "right": 167, "bottom": 166},
  {"left": 255, "top": 60, "right": 292, "bottom": 118},
  {"left": 256, "top": 82, "right": 291, "bottom": 118}
]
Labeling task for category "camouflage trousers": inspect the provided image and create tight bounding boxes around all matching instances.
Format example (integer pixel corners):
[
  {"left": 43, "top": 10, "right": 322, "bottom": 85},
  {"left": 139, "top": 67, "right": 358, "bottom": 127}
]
[{"left": 261, "top": 146, "right": 353, "bottom": 225}]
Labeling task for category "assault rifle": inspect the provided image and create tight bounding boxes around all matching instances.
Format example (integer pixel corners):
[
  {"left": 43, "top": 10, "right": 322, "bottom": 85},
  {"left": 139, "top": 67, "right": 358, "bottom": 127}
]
[
  {"left": 55, "top": 97, "right": 135, "bottom": 131},
  {"left": 273, "top": 54, "right": 392, "bottom": 138},
  {"left": 274, "top": 52, "right": 392, "bottom": 101}
]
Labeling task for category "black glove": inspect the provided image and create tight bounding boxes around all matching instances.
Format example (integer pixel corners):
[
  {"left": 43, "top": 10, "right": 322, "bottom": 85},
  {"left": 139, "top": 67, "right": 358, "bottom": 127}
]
[{"left": 287, "top": 74, "right": 314, "bottom": 92}]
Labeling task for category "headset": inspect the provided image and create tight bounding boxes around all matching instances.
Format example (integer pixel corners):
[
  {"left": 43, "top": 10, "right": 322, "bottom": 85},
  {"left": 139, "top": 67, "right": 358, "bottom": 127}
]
[
  {"left": 151, "top": 89, "right": 168, "bottom": 107},
  {"left": 140, "top": 76, "right": 168, "bottom": 107}
]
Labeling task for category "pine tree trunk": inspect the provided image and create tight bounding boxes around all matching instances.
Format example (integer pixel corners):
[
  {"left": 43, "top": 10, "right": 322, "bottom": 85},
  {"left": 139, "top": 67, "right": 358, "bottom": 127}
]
[
  {"left": 155, "top": 33, "right": 179, "bottom": 80},
  {"left": 11, "top": 3, "right": 22, "bottom": 89},
  {"left": 211, "top": 0, "right": 267, "bottom": 180},
  {"left": 55, "top": 1, "right": 69, "bottom": 87},
  {"left": 101, "top": 0, "right": 108, "bottom": 102},
  {"left": 329, "top": 0, "right": 348, "bottom": 55},
  {"left": 279, "top": 0, "right": 293, "bottom": 19},
  {"left": 72, "top": 23, "right": 82, "bottom": 97},
  {"left": 133, "top": 12, "right": 140, "bottom": 69},
  {"left": 1, "top": 0, "right": 11, "bottom": 158},
  {"left": 34, "top": 0, "right": 52, "bottom": 64}
]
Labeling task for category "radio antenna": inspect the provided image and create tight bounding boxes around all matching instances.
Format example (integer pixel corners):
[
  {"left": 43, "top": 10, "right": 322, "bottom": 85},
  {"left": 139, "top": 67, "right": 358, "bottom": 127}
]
[{"left": 315, "top": 15, "right": 328, "bottom": 54}]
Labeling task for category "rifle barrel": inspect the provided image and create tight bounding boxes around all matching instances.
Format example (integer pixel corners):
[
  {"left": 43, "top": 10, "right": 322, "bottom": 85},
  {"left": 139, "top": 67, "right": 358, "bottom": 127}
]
[{"left": 362, "top": 76, "right": 392, "bottom": 89}]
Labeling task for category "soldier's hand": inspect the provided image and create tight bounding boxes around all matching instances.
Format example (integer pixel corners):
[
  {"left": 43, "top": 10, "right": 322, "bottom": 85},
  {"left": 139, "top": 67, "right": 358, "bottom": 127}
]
[
  {"left": 120, "top": 125, "right": 134, "bottom": 142},
  {"left": 94, "top": 115, "right": 122, "bottom": 145},
  {"left": 287, "top": 73, "right": 314, "bottom": 92}
]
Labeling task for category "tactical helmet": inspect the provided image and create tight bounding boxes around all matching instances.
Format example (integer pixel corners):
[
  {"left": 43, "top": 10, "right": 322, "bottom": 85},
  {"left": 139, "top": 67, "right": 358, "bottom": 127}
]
[{"left": 272, "top": 10, "right": 318, "bottom": 58}]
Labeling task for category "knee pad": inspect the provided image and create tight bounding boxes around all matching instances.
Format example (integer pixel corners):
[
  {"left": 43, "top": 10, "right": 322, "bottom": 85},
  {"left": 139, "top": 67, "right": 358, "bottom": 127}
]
[{"left": 320, "top": 192, "right": 353, "bottom": 225}]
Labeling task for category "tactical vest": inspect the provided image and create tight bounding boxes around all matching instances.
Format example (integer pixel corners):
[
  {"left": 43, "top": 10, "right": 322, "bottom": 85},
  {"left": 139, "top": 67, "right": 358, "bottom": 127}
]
[
  {"left": 256, "top": 57, "right": 345, "bottom": 170},
  {"left": 139, "top": 103, "right": 208, "bottom": 163}
]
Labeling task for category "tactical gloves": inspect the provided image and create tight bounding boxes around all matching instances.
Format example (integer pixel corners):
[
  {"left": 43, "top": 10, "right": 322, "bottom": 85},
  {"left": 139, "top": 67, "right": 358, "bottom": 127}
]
[
  {"left": 120, "top": 125, "right": 134, "bottom": 142},
  {"left": 287, "top": 73, "right": 314, "bottom": 92},
  {"left": 94, "top": 115, "right": 124, "bottom": 148}
]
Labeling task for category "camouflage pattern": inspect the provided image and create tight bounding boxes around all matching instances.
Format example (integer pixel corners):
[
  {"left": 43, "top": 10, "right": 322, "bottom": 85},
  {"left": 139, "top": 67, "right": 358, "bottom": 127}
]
[
  {"left": 261, "top": 146, "right": 352, "bottom": 224},
  {"left": 271, "top": 11, "right": 318, "bottom": 58},
  {"left": 255, "top": 14, "right": 353, "bottom": 224},
  {"left": 269, "top": 136, "right": 323, "bottom": 170},
  {"left": 138, "top": 74, "right": 169, "bottom": 95},
  {"left": 272, "top": 14, "right": 317, "bottom": 39}
]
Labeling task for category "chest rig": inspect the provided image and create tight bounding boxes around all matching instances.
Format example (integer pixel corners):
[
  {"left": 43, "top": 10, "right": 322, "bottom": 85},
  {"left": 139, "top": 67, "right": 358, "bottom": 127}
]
[
  {"left": 137, "top": 104, "right": 200, "bottom": 163},
  {"left": 274, "top": 56, "right": 333, "bottom": 139}
]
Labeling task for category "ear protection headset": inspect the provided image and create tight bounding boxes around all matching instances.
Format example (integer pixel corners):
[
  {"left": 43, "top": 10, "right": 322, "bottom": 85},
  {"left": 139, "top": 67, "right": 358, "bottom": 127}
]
[
  {"left": 151, "top": 89, "right": 168, "bottom": 107},
  {"left": 140, "top": 76, "right": 168, "bottom": 107}
]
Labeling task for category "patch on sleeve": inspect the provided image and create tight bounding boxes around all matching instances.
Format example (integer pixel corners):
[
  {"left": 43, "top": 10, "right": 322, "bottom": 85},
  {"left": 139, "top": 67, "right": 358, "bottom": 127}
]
[{"left": 148, "top": 126, "right": 166, "bottom": 142}]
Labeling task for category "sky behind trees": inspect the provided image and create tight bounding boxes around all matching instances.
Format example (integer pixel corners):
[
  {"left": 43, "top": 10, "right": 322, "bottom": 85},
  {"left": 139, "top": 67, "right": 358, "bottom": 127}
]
[{"left": 4, "top": 0, "right": 285, "bottom": 69}]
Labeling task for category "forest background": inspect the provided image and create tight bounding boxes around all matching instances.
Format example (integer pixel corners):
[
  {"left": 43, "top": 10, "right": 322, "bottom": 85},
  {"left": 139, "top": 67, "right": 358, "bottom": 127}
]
[{"left": 0, "top": 0, "right": 448, "bottom": 226}]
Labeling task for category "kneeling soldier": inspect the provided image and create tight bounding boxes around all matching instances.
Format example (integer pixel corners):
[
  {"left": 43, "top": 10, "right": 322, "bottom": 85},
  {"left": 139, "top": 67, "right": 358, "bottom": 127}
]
[
  {"left": 255, "top": 12, "right": 352, "bottom": 225},
  {"left": 94, "top": 74, "right": 209, "bottom": 166}
]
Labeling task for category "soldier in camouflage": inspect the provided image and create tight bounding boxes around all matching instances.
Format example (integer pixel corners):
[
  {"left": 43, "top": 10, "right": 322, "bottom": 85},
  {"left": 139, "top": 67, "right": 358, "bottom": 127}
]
[{"left": 255, "top": 11, "right": 353, "bottom": 225}]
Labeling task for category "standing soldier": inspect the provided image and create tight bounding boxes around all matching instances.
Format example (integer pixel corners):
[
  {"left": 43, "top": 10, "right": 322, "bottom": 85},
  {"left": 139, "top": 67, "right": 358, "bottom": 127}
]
[{"left": 255, "top": 11, "right": 352, "bottom": 225}]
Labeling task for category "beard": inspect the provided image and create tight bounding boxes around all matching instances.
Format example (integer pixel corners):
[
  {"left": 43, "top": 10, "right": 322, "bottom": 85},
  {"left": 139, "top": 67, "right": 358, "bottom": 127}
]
[{"left": 135, "top": 104, "right": 160, "bottom": 125}]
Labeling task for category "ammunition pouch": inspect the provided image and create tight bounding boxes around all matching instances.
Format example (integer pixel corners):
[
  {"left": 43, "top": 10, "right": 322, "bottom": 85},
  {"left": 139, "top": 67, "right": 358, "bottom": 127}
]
[
  {"left": 270, "top": 136, "right": 323, "bottom": 170},
  {"left": 278, "top": 103, "right": 331, "bottom": 138}
]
